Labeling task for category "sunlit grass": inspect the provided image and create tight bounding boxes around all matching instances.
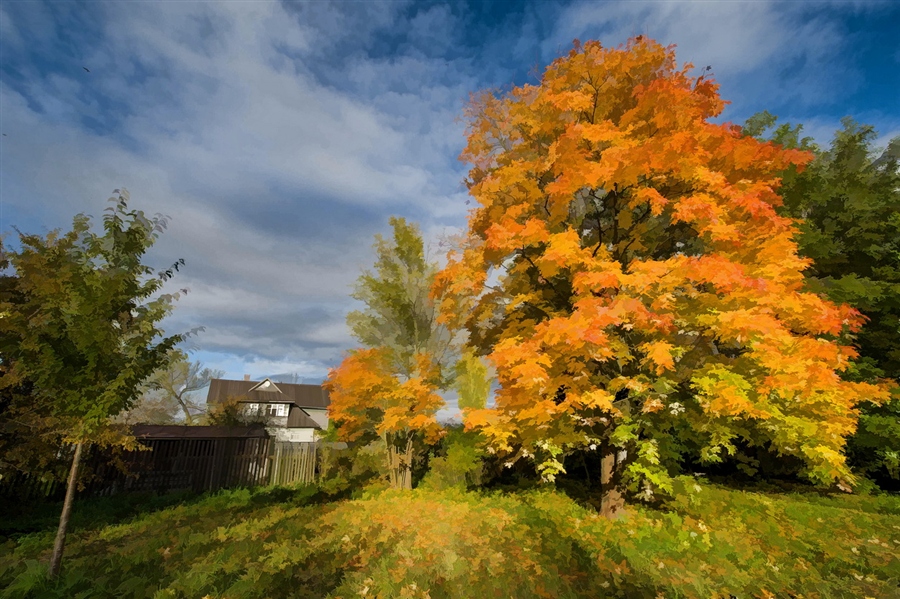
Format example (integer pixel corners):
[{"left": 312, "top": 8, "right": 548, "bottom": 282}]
[{"left": 1, "top": 483, "right": 898, "bottom": 598}]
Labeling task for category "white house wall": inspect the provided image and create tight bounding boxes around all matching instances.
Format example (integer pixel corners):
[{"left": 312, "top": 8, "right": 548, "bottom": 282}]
[
  {"left": 302, "top": 408, "right": 329, "bottom": 429},
  {"left": 267, "top": 427, "right": 317, "bottom": 443}
]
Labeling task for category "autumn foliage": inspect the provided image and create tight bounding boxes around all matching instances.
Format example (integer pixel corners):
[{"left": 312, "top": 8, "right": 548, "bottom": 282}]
[
  {"left": 324, "top": 348, "right": 445, "bottom": 489},
  {"left": 433, "top": 37, "right": 893, "bottom": 512}
]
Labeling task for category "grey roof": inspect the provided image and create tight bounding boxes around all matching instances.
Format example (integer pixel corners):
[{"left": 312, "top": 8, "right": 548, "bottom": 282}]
[
  {"left": 287, "top": 406, "right": 322, "bottom": 429},
  {"left": 206, "top": 378, "right": 330, "bottom": 409},
  {"left": 131, "top": 425, "right": 268, "bottom": 439}
]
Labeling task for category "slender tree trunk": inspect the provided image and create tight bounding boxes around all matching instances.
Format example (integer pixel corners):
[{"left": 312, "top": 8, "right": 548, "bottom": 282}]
[
  {"left": 401, "top": 436, "right": 414, "bottom": 490},
  {"left": 49, "top": 441, "right": 84, "bottom": 579},
  {"left": 599, "top": 440, "right": 625, "bottom": 519},
  {"left": 177, "top": 395, "right": 193, "bottom": 425}
]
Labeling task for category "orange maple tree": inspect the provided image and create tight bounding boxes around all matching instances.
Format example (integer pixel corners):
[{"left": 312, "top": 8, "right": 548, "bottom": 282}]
[
  {"left": 323, "top": 348, "right": 445, "bottom": 489},
  {"left": 433, "top": 37, "right": 892, "bottom": 517}
]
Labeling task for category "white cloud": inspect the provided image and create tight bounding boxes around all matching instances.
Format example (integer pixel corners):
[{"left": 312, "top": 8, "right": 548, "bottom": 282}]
[{"left": 2, "top": 0, "right": 896, "bottom": 379}]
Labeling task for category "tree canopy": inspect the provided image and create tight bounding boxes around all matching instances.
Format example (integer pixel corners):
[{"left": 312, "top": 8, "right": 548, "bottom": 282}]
[
  {"left": 433, "top": 37, "right": 893, "bottom": 515},
  {"left": 347, "top": 216, "right": 456, "bottom": 382},
  {"left": 0, "top": 188, "right": 193, "bottom": 575},
  {"left": 744, "top": 112, "right": 900, "bottom": 485}
]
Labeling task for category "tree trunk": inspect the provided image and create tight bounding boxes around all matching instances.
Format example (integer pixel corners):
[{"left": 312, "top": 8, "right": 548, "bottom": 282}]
[
  {"left": 49, "top": 441, "right": 84, "bottom": 578},
  {"left": 177, "top": 395, "right": 193, "bottom": 425},
  {"left": 599, "top": 440, "right": 625, "bottom": 519},
  {"left": 401, "top": 436, "right": 414, "bottom": 490}
]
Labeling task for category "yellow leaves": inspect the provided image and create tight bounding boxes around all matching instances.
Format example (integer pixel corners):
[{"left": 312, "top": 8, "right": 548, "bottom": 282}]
[
  {"left": 579, "top": 122, "right": 625, "bottom": 145},
  {"left": 577, "top": 388, "right": 615, "bottom": 411},
  {"left": 547, "top": 89, "right": 593, "bottom": 113},
  {"left": 634, "top": 187, "right": 669, "bottom": 216},
  {"left": 536, "top": 230, "right": 583, "bottom": 279},
  {"left": 639, "top": 341, "right": 675, "bottom": 375}
]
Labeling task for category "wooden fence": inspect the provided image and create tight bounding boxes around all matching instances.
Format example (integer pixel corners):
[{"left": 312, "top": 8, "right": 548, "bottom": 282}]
[
  {"left": 0, "top": 426, "right": 321, "bottom": 501},
  {"left": 269, "top": 441, "right": 317, "bottom": 487}
]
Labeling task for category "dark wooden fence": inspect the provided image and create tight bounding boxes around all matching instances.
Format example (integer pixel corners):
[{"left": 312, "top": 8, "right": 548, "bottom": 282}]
[{"left": 0, "top": 426, "right": 320, "bottom": 501}]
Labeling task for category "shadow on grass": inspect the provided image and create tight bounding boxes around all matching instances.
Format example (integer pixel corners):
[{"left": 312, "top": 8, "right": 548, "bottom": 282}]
[
  {"left": 0, "top": 478, "right": 356, "bottom": 544},
  {"left": 0, "top": 489, "right": 206, "bottom": 542}
]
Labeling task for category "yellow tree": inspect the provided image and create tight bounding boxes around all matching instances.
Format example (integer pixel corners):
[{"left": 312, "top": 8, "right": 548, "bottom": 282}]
[
  {"left": 433, "top": 38, "right": 894, "bottom": 517},
  {"left": 323, "top": 348, "right": 445, "bottom": 489}
]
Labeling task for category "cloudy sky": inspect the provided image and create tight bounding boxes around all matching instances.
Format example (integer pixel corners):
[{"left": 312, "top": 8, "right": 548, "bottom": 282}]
[{"left": 1, "top": 0, "right": 898, "bottom": 416}]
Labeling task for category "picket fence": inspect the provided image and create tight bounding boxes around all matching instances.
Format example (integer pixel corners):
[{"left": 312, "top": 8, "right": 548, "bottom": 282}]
[{"left": 0, "top": 427, "right": 319, "bottom": 502}]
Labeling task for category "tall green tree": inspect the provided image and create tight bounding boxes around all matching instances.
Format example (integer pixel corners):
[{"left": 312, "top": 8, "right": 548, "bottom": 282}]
[
  {"left": 0, "top": 189, "right": 192, "bottom": 577},
  {"left": 744, "top": 113, "right": 900, "bottom": 486},
  {"left": 347, "top": 216, "right": 457, "bottom": 382}
]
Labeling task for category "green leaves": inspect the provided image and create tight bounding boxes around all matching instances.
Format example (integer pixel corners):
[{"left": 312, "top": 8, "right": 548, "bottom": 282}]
[
  {"left": 347, "top": 217, "right": 457, "bottom": 383},
  {"left": 453, "top": 349, "right": 491, "bottom": 411},
  {"left": 0, "top": 188, "right": 189, "bottom": 442},
  {"left": 744, "top": 113, "right": 900, "bottom": 486}
]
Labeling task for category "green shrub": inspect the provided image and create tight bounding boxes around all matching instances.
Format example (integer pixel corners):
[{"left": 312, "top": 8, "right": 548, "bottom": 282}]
[{"left": 419, "top": 427, "right": 484, "bottom": 491}]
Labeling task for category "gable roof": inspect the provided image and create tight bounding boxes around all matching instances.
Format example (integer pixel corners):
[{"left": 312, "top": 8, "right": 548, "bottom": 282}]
[
  {"left": 248, "top": 378, "right": 282, "bottom": 393},
  {"left": 206, "top": 378, "right": 330, "bottom": 409}
]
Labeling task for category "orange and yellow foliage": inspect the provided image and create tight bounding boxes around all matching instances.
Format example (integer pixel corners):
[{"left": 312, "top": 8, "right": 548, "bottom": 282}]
[
  {"left": 324, "top": 348, "right": 445, "bottom": 488},
  {"left": 433, "top": 37, "right": 893, "bottom": 493}
]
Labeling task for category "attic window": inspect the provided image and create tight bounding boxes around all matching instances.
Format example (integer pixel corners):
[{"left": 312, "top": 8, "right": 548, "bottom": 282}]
[{"left": 249, "top": 378, "right": 282, "bottom": 393}]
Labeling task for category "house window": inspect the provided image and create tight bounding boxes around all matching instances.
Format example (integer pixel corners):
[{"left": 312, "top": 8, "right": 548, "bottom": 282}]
[
  {"left": 244, "top": 403, "right": 261, "bottom": 416},
  {"left": 265, "top": 404, "right": 288, "bottom": 417}
]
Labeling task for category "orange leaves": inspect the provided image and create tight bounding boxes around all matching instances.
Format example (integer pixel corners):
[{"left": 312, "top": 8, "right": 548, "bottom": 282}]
[
  {"left": 434, "top": 35, "right": 890, "bottom": 488},
  {"left": 640, "top": 341, "right": 676, "bottom": 375},
  {"left": 634, "top": 187, "right": 669, "bottom": 216},
  {"left": 324, "top": 347, "right": 444, "bottom": 444},
  {"left": 485, "top": 217, "right": 549, "bottom": 254}
]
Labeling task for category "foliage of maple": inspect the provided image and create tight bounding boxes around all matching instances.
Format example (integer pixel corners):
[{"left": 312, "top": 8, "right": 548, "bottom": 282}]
[
  {"left": 743, "top": 112, "right": 900, "bottom": 487},
  {"left": 433, "top": 37, "right": 894, "bottom": 512},
  {"left": 324, "top": 348, "right": 445, "bottom": 489}
]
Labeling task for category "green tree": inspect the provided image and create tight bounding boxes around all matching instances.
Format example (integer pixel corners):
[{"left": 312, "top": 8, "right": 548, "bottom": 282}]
[
  {"left": 453, "top": 348, "right": 491, "bottom": 411},
  {"left": 0, "top": 189, "right": 193, "bottom": 577},
  {"left": 744, "top": 113, "right": 900, "bottom": 486},
  {"left": 0, "top": 256, "right": 71, "bottom": 480},
  {"left": 347, "top": 217, "right": 457, "bottom": 382}
]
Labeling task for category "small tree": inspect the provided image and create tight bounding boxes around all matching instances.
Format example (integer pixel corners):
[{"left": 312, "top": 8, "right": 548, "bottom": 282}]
[
  {"left": 0, "top": 189, "right": 192, "bottom": 577},
  {"left": 324, "top": 348, "right": 445, "bottom": 489}
]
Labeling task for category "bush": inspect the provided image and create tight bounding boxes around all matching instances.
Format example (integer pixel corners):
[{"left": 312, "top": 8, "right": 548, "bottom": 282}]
[{"left": 419, "top": 427, "right": 485, "bottom": 491}]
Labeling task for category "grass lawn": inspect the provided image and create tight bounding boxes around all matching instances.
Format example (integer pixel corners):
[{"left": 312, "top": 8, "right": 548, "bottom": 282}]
[{"left": 1, "top": 483, "right": 898, "bottom": 598}]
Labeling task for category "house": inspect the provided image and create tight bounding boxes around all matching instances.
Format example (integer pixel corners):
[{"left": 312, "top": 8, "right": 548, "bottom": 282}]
[{"left": 206, "top": 375, "right": 330, "bottom": 443}]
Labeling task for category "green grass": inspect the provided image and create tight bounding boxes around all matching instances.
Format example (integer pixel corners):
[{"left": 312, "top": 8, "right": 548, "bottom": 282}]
[{"left": 1, "top": 483, "right": 898, "bottom": 599}]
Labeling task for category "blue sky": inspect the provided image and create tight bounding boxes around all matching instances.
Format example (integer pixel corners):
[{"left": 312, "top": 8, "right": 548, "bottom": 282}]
[{"left": 1, "top": 0, "right": 898, "bottom": 417}]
